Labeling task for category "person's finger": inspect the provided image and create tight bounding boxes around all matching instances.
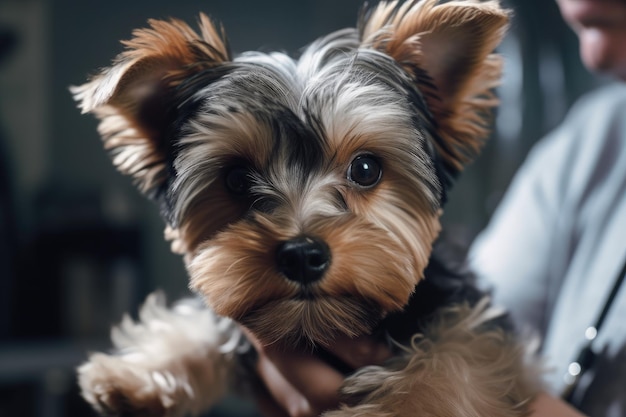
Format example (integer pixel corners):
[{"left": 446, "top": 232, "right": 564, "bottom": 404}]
[
  {"left": 261, "top": 346, "right": 344, "bottom": 415},
  {"left": 252, "top": 377, "right": 292, "bottom": 417},
  {"left": 243, "top": 327, "right": 344, "bottom": 416},
  {"left": 255, "top": 351, "right": 314, "bottom": 417},
  {"left": 328, "top": 334, "right": 392, "bottom": 370}
]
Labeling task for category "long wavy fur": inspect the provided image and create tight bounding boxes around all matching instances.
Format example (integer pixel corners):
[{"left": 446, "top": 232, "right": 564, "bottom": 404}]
[{"left": 78, "top": 293, "right": 244, "bottom": 417}]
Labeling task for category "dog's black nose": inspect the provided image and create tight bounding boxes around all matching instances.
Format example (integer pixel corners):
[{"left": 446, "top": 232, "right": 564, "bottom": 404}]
[{"left": 276, "top": 236, "right": 331, "bottom": 284}]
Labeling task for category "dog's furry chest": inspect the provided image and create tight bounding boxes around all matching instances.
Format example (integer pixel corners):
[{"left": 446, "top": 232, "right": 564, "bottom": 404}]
[{"left": 379, "top": 244, "right": 513, "bottom": 345}]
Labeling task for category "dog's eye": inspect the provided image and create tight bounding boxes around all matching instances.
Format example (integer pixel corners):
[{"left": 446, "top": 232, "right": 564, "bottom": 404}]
[
  {"left": 225, "top": 166, "right": 252, "bottom": 195},
  {"left": 347, "top": 154, "right": 382, "bottom": 188}
]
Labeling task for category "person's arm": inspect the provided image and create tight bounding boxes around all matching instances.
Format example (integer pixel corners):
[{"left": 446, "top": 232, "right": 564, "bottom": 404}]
[
  {"left": 250, "top": 336, "right": 589, "bottom": 417},
  {"left": 468, "top": 146, "right": 561, "bottom": 332}
]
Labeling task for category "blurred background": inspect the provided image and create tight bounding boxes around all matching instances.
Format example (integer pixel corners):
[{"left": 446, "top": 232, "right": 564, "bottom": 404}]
[{"left": 0, "top": 0, "right": 609, "bottom": 416}]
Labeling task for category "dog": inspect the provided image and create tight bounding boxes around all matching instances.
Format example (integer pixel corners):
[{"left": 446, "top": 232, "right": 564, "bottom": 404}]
[{"left": 72, "top": 1, "right": 540, "bottom": 416}]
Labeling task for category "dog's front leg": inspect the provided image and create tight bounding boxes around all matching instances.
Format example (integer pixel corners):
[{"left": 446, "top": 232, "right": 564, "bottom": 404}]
[{"left": 78, "top": 292, "right": 244, "bottom": 417}]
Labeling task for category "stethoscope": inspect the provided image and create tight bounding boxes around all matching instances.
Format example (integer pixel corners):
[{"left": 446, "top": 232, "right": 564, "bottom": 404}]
[{"left": 561, "top": 256, "right": 626, "bottom": 405}]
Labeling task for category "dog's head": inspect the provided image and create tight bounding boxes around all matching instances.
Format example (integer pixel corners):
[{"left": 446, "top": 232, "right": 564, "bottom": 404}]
[{"left": 73, "top": 0, "right": 508, "bottom": 347}]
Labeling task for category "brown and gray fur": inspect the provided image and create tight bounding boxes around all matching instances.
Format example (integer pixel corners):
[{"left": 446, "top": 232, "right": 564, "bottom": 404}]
[{"left": 73, "top": 1, "right": 540, "bottom": 416}]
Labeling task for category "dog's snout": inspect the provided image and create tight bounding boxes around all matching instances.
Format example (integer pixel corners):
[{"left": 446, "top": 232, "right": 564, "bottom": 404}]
[{"left": 276, "top": 236, "right": 330, "bottom": 284}]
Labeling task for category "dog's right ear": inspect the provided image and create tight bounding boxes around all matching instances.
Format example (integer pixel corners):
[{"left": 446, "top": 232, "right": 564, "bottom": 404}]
[
  {"left": 360, "top": 0, "right": 508, "bottom": 188},
  {"left": 72, "top": 14, "right": 230, "bottom": 196}
]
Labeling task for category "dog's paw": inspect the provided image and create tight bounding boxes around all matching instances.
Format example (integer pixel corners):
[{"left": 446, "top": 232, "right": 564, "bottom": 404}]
[
  {"left": 78, "top": 353, "right": 190, "bottom": 417},
  {"left": 78, "top": 292, "right": 244, "bottom": 417}
]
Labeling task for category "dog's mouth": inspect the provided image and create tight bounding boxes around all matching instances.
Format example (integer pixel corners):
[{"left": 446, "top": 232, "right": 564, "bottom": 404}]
[
  {"left": 239, "top": 294, "right": 384, "bottom": 347},
  {"left": 291, "top": 283, "right": 325, "bottom": 301}
]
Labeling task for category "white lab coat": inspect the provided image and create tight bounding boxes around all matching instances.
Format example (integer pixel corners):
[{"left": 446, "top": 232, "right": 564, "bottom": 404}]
[{"left": 470, "top": 84, "right": 626, "bottom": 416}]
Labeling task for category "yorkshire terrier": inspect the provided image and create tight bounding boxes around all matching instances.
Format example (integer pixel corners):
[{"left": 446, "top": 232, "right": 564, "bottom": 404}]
[{"left": 73, "top": 0, "right": 540, "bottom": 416}]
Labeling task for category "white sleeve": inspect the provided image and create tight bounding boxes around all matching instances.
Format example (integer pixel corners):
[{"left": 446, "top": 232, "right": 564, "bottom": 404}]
[{"left": 468, "top": 128, "right": 574, "bottom": 334}]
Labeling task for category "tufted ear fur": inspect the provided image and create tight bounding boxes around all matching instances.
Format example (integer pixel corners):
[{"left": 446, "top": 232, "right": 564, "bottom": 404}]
[
  {"left": 71, "top": 14, "right": 231, "bottom": 197},
  {"left": 360, "top": 0, "right": 509, "bottom": 179}
]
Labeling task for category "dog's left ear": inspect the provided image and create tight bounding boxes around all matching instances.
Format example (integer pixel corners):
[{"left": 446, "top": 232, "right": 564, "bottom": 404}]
[
  {"left": 72, "top": 14, "right": 230, "bottom": 197},
  {"left": 361, "top": 0, "right": 509, "bottom": 177}
]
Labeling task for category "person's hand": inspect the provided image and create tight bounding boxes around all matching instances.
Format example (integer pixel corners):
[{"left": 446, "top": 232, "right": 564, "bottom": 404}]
[
  {"left": 243, "top": 329, "right": 391, "bottom": 417},
  {"left": 245, "top": 328, "right": 589, "bottom": 417},
  {"left": 529, "top": 393, "right": 588, "bottom": 417}
]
